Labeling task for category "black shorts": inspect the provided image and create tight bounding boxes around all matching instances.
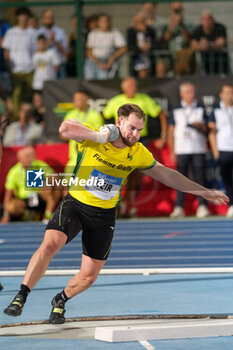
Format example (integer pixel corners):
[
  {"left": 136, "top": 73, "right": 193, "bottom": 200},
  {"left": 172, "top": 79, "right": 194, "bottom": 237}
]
[{"left": 46, "top": 193, "right": 116, "bottom": 260}]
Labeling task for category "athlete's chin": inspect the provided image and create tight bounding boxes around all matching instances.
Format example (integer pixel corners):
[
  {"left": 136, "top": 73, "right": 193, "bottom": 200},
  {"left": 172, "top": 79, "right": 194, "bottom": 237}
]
[{"left": 123, "top": 138, "right": 137, "bottom": 147}]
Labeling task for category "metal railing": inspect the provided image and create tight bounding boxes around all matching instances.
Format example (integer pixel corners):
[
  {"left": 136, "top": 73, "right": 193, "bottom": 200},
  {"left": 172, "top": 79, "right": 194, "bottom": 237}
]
[{"left": 0, "top": 0, "right": 232, "bottom": 78}]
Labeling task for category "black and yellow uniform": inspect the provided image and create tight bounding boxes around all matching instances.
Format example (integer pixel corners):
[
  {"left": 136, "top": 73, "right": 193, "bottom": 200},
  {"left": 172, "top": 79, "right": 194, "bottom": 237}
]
[{"left": 47, "top": 126, "right": 156, "bottom": 260}]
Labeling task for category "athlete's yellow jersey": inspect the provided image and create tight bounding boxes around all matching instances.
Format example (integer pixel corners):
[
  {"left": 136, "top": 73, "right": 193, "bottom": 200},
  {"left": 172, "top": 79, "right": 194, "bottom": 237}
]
[{"left": 69, "top": 128, "right": 156, "bottom": 209}]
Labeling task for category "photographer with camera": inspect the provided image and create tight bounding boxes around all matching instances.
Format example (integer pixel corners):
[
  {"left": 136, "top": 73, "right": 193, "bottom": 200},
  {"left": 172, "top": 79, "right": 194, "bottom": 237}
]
[{"left": 161, "top": 2, "right": 194, "bottom": 74}]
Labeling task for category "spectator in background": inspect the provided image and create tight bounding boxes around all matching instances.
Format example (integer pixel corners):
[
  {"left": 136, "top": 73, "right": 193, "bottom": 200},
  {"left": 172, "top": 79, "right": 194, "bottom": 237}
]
[
  {"left": 103, "top": 77, "right": 167, "bottom": 144},
  {"left": 191, "top": 10, "right": 229, "bottom": 75},
  {"left": 168, "top": 82, "right": 209, "bottom": 219},
  {"left": 208, "top": 84, "right": 233, "bottom": 218},
  {"left": 84, "top": 14, "right": 127, "bottom": 80},
  {"left": 127, "top": 13, "right": 156, "bottom": 78},
  {"left": 2, "top": 7, "right": 37, "bottom": 119},
  {"left": 32, "top": 35, "right": 60, "bottom": 92},
  {"left": 141, "top": 2, "right": 167, "bottom": 41},
  {"left": 37, "top": 10, "right": 68, "bottom": 78},
  {"left": 103, "top": 77, "right": 167, "bottom": 217},
  {"left": 28, "top": 12, "right": 39, "bottom": 34},
  {"left": 155, "top": 60, "right": 171, "bottom": 78},
  {"left": 61, "top": 90, "right": 104, "bottom": 178},
  {"left": 66, "top": 14, "right": 98, "bottom": 78},
  {"left": 0, "top": 18, "right": 11, "bottom": 96},
  {"left": 84, "top": 14, "right": 98, "bottom": 44},
  {"left": 161, "top": 2, "right": 194, "bottom": 73},
  {"left": 3, "top": 103, "right": 43, "bottom": 146},
  {"left": 1, "top": 146, "right": 56, "bottom": 223},
  {"left": 32, "top": 91, "right": 46, "bottom": 126}
]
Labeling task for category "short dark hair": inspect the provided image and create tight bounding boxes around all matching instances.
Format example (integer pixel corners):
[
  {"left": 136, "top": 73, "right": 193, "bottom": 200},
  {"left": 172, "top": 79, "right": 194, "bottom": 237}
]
[
  {"left": 117, "top": 103, "right": 145, "bottom": 121},
  {"left": 15, "top": 7, "right": 32, "bottom": 17},
  {"left": 37, "top": 34, "right": 47, "bottom": 41}
]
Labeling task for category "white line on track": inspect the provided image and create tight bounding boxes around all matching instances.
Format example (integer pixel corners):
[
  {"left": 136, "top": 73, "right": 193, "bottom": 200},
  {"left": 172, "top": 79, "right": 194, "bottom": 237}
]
[
  {"left": 1, "top": 247, "right": 233, "bottom": 256},
  {"left": 139, "top": 340, "right": 155, "bottom": 350},
  {"left": 1, "top": 241, "right": 233, "bottom": 248}
]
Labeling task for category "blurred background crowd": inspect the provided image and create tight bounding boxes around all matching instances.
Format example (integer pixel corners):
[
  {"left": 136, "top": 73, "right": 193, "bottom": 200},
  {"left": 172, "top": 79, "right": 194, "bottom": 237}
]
[{"left": 0, "top": 1, "right": 233, "bottom": 223}]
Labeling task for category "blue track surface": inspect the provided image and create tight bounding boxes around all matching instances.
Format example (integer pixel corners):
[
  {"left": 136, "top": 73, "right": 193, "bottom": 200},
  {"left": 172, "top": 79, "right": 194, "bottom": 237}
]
[
  {"left": 1, "top": 218, "right": 233, "bottom": 350},
  {"left": 0, "top": 218, "right": 233, "bottom": 270},
  {"left": 1, "top": 274, "right": 233, "bottom": 349}
]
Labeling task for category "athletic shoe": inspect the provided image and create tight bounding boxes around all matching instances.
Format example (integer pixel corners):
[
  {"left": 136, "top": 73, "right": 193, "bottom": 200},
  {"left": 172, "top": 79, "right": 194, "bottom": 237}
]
[
  {"left": 49, "top": 294, "right": 66, "bottom": 324},
  {"left": 196, "top": 205, "right": 209, "bottom": 219},
  {"left": 169, "top": 206, "right": 184, "bottom": 219},
  {"left": 4, "top": 294, "right": 24, "bottom": 316},
  {"left": 226, "top": 205, "right": 233, "bottom": 218}
]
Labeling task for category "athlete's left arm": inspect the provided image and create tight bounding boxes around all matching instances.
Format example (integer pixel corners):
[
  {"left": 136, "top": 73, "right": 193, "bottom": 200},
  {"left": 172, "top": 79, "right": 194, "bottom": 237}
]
[{"left": 143, "top": 161, "right": 229, "bottom": 205}]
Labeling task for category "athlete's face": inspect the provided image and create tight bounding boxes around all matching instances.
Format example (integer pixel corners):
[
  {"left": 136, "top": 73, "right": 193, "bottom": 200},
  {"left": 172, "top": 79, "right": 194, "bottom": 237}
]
[{"left": 117, "top": 113, "right": 144, "bottom": 147}]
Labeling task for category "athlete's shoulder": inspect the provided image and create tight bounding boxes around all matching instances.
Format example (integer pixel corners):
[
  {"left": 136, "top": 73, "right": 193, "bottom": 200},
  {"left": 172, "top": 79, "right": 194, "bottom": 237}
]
[
  {"left": 131, "top": 142, "right": 156, "bottom": 168},
  {"left": 130, "top": 141, "right": 152, "bottom": 155}
]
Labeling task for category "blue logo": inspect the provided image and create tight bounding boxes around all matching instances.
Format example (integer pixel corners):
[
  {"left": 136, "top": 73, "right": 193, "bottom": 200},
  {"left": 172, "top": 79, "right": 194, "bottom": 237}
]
[{"left": 26, "top": 169, "right": 44, "bottom": 188}]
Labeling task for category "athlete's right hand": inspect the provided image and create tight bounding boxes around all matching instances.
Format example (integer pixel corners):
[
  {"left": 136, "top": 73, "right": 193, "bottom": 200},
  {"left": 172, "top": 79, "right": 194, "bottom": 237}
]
[{"left": 95, "top": 125, "right": 111, "bottom": 144}]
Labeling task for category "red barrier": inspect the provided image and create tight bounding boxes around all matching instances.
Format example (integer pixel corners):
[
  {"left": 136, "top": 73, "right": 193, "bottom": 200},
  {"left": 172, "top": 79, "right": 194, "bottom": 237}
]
[
  {"left": 135, "top": 141, "right": 227, "bottom": 216},
  {"left": 0, "top": 142, "right": 227, "bottom": 216}
]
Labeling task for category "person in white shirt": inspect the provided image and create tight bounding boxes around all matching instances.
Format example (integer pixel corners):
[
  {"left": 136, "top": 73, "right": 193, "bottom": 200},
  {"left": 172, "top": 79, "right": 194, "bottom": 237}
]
[
  {"left": 3, "top": 103, "right": 43, "bottom": 147},
  {"left": 168, "top": 82, "right": 209, "bottom": 218},
  {"left": 84, "top": 13, "right": 127, "bottom": 80},
  {"left": 32, "top": 35, "right": 60, "bottom": 91},
  {"left": 2, "top": 7, "right": 37, "bottom": 118},
  {"left": 37, "top": 10, "right": 68, "bottom": 78},
  {"left": 208, "top": 84, "right": 233, "bottom": 218}
]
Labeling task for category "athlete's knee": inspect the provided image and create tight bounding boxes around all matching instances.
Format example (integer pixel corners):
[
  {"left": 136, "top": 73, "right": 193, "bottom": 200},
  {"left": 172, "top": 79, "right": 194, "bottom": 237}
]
[
  {"left": 39, "top": 240, "right": 60, "bottom": 257},
  {"left": 79, "top": 272, "right": 98, "bottom": 287},
  {"left": 39, "top": 230, "right": 66, "bottom": 257}
]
